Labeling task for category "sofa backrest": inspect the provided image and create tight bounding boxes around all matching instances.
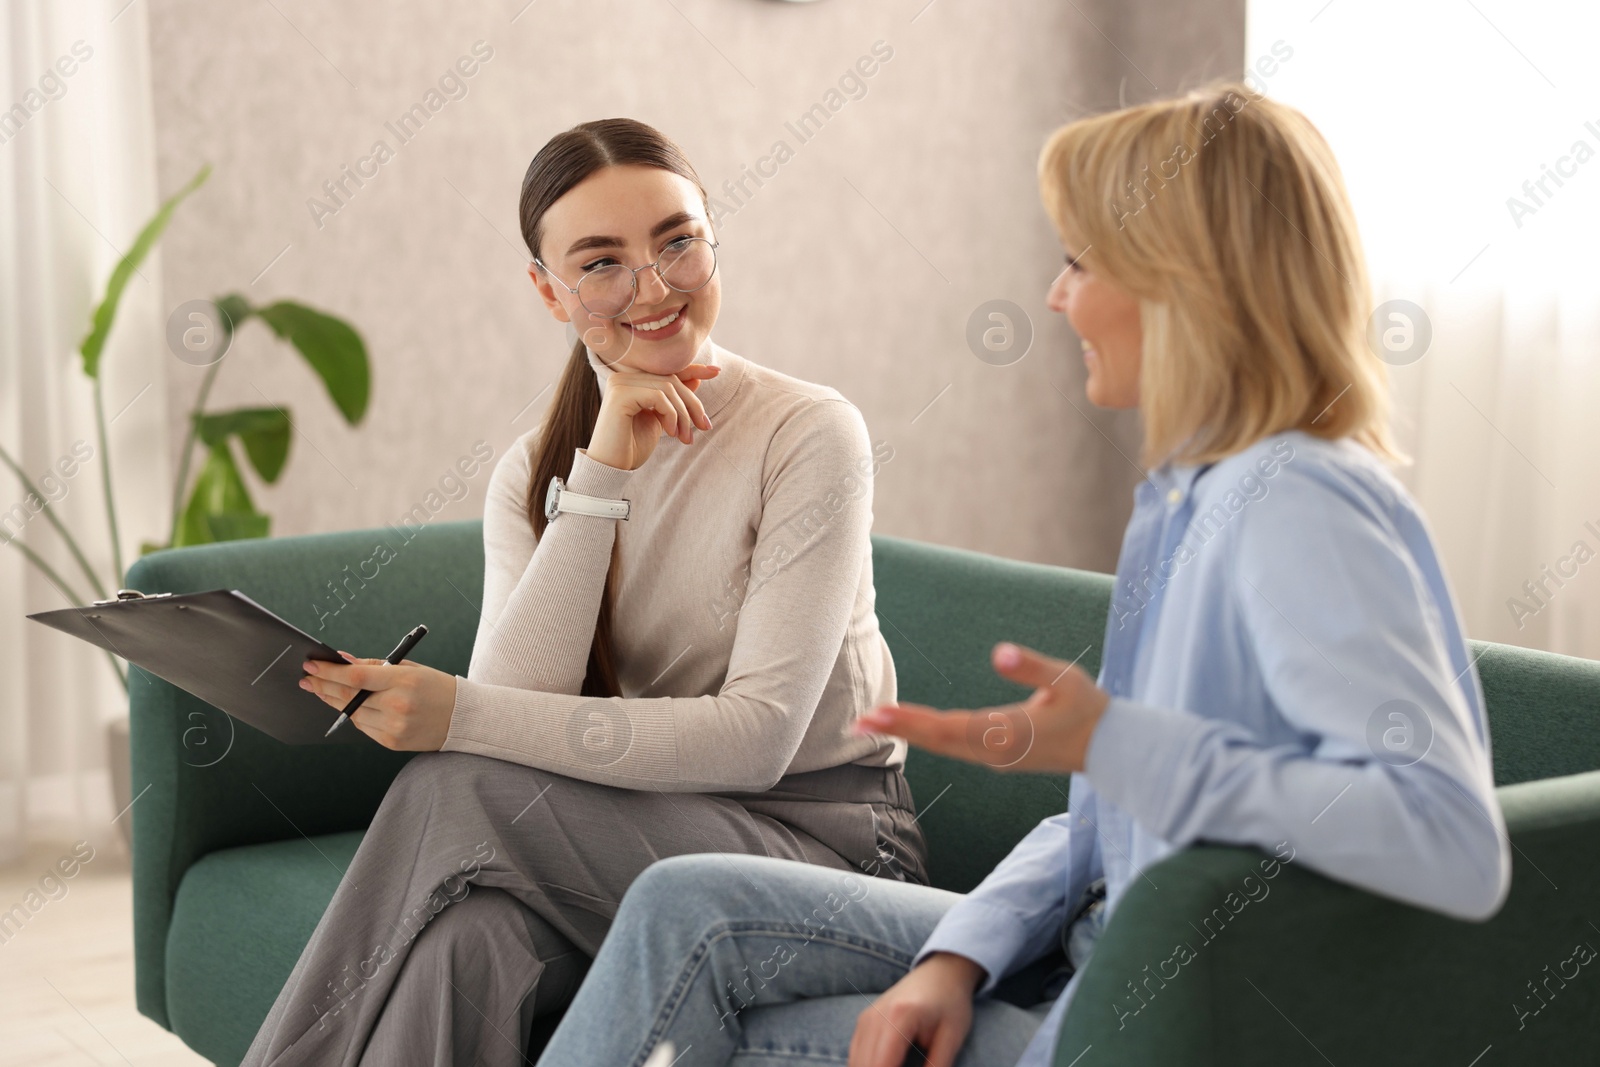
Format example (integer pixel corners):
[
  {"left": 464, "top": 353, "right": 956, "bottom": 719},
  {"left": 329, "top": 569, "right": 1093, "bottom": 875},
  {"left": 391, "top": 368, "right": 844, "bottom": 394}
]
[
  {"left": 871, "top": 535, "right": 1109, "bottom": 892},
  {"left": 124, "top": 520, "right": 1600, "bottom": 899},
  {"left": 1471, "top": 640, "right": 1600, "bottom": 786}
]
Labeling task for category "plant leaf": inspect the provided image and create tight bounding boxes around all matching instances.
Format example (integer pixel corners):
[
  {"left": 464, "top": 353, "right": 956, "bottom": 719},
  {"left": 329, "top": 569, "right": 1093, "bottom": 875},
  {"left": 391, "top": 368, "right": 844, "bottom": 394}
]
[
  {"left": 176, "top": 442, "right": 268, "bottom": 547},
  {"left": 194, "top": 406, "right": 292, "bottom": 483},
  {"left": 214, "top": 292, "right": 253, "bottom": 338},
  {"left": 79, "top": 163, "right": 211, "bottom": 379},
  {"left": 206, "top": 512, "right": 271, "bottom": 541},
  {"left": 254, "top": 301, "right": 370, "bottom": 424}
]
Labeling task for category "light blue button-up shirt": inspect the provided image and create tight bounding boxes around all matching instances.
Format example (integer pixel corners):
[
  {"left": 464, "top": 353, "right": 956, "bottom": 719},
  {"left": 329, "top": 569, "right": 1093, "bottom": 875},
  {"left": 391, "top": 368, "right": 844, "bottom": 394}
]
[{"left": 914, "top": 430, "right": 1511, "bottom": 1067}]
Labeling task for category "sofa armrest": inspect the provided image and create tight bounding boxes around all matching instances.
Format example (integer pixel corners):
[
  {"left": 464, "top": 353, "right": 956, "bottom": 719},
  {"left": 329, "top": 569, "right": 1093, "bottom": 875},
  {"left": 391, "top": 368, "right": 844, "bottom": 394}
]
[
  {"left": 127, "top": 520, "right": 486, "bottom": 1028},
  {"left": 1052, "top": 769, "right": 1600, "bottom": 1066}
]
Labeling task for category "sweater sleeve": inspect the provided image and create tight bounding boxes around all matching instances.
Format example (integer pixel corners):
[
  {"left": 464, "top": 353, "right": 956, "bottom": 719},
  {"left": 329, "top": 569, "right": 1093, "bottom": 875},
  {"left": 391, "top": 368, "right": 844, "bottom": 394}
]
[
  {"left": 444, "top": 398, "right": 879, "bottom": 792},
  {"left": 466, "top": 432, "right": 636, "bottom": 695}
]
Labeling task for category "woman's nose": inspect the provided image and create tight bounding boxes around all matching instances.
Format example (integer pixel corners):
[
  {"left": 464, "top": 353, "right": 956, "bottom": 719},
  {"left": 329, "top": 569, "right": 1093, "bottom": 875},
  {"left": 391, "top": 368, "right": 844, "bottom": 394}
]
[
  {"left": 636, "top": 263, "right": 673, "bottom": 305},
  {"left": 1046, "top": 269, "right": 1070, "bottom": 312}
]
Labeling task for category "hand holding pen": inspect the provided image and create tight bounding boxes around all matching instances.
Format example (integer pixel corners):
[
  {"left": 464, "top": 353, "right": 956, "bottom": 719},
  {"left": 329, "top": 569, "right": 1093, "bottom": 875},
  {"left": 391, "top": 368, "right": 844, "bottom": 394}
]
[{"left": 314, "top": 624, "right": 429, "bottom": 737}]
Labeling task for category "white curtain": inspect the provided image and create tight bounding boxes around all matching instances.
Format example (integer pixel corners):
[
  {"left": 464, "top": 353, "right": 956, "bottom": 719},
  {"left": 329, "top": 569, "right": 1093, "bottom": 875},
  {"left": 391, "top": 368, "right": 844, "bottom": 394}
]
[
  {"left": 1386, "top": 279, "right": 1600, "bottom": 661},
  {"left": 1248, "top": 0, "right": 1600, "bottom": 662},
  {"left": 0, "top": 0, "right": 168, "bottom": 861}
]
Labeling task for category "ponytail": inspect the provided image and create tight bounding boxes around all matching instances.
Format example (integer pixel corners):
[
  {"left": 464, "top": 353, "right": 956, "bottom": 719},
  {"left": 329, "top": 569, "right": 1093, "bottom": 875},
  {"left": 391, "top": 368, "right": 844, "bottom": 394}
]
[{"left": 524, "top": 338, "right": 623, "bottom": 697}]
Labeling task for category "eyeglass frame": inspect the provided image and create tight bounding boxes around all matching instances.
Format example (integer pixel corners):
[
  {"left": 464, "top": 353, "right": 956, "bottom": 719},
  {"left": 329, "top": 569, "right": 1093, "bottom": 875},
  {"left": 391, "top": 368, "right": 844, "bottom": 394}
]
[{"left": 531, "top": 236, "right": 721, "bottom": 320}]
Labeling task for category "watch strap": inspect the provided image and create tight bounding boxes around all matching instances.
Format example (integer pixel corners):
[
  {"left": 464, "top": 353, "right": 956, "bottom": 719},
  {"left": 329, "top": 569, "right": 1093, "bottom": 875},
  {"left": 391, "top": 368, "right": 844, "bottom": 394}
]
[{"left": 546, "top": 476, "right": 630, "bottom": 521}]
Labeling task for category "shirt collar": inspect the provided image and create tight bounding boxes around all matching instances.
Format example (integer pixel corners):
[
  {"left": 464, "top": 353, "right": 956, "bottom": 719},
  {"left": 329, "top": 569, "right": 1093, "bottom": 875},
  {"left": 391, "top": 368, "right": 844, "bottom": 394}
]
[
  {"left": 1140, "top": 457, "right": 1215, "bottom": 508},
  {"left": 585, "top": 337, "right": 742, "bottom": 420}
]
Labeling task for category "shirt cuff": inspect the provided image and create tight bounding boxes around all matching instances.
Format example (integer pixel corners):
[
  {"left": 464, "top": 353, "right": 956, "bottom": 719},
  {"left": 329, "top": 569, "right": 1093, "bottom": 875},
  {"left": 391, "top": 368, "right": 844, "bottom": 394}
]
[
  {"left": 1083, "top": 696, "right": 1202, "bottom": 833},
  {"left": 566, "top": 447, "right": 634, "bottom": 499},
  {"left": 912, "top": 898, "right": 1037, "bottom": 997}
]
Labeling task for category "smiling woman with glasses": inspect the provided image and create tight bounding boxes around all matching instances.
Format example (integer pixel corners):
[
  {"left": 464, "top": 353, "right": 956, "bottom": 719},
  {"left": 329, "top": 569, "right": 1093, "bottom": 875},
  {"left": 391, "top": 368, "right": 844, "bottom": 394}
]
[{"left": 239, "top": 118, "right": 928, "bottom": 1067}]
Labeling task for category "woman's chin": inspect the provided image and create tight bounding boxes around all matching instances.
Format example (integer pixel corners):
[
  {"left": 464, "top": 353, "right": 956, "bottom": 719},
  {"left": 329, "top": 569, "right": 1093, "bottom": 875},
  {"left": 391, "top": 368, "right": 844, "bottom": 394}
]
[
  {"left": 621, "top": 337, "right": 704, "bottom": 377},
  {"left": 1082, "top": 376, "right": 1105, "bottom": 407},
  {"left": 648, "top": 329, "right": 710, "bottom": 371},
  {"left": 584, "top": 316, "right": 712, "bottom": 375}
]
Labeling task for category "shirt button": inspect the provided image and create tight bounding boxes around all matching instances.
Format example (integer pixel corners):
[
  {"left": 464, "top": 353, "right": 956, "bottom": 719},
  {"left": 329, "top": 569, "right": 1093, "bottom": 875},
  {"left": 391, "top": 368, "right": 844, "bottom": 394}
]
[{"left": 1166, "top": 489, "right": 1182, "bottom": 505}]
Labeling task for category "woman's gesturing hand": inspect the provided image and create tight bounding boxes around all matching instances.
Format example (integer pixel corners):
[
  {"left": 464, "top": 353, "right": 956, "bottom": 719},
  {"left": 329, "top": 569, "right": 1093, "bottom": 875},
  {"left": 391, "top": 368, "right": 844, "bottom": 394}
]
[
  {"left": 854, "top": 642, "right": 1112, "bottom": 774},
  {"left": 585, "top": 362, "right": 720, "bottom": 471},
  {"left": 848, "top": 953, "right": 985, "bottom": 1067},
  {"left": 300, "top": 652, "right": 458, "bottom": 751}
]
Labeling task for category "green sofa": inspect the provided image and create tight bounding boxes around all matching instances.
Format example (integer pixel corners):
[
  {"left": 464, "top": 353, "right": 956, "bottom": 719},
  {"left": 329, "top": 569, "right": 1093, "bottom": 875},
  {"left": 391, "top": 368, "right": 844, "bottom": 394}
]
[{"left": 126, "top": 521, "right": 1600, "bottom": 1065}]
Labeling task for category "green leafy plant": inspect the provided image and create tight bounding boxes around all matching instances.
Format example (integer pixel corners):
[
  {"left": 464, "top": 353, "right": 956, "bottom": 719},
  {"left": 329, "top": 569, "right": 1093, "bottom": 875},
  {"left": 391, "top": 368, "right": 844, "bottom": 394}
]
[
  {"left": 1, "top": 163, "right": 370, "bottom": 690},
  {"left": 165, "top": 291, "right": 369, "bottom": 550}
]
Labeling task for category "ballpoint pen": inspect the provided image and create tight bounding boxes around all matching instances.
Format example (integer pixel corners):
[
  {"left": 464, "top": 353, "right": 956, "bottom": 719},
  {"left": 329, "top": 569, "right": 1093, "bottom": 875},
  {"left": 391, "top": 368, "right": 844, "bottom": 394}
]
[{"left": 323, "top": 624, "right": 429, "bottom": 737}]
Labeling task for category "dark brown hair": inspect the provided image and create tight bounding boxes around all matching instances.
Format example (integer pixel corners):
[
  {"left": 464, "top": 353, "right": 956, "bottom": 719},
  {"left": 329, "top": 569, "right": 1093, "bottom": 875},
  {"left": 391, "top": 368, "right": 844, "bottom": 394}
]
[{"left": 517, "top": 118, "right": 709, "bottom": 697}]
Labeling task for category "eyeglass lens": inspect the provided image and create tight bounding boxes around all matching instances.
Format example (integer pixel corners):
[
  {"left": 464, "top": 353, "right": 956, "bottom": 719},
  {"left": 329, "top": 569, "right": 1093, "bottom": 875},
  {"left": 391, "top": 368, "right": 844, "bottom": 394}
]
[{"left": 578, "top": 238, "right": 717, "bottom": 317}]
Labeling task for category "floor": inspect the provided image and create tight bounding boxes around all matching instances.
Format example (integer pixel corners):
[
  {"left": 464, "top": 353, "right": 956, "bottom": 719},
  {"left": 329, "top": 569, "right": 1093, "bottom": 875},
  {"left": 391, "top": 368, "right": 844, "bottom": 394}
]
[{"left": 0, "top": 839, "right": 211, "bottom": 1066}]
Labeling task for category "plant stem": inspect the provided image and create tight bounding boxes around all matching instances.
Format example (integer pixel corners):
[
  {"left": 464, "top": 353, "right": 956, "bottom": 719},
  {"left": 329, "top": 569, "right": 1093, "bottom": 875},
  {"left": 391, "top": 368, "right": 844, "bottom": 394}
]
[
  {"left": 93, "top": 375, "right": 125, "bottom": 584},
  {"left": 1, "top": 534, "right": 126, "bottom": 691},
  {"left": 0, "top": 440, "right": 109, "bottom": 601},
  {"left": 168, "top": 356, "right": 223, "bottom": 545},
  {"left": 2, "top": 534, "right": 88, "bottom": 607}
]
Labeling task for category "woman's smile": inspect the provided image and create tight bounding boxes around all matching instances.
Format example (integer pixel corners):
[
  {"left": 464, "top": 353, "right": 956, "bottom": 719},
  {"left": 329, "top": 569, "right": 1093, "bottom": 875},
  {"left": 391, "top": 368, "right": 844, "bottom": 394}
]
[{"left": 621, "top": 302, "right": 688, "bottom": 340}]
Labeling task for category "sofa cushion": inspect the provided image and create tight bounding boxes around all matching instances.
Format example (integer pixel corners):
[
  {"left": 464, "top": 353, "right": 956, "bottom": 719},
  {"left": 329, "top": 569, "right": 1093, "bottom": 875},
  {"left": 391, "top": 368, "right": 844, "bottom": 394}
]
[{"left": 166, "top": 832, "right": 362, "bottom": 1066}]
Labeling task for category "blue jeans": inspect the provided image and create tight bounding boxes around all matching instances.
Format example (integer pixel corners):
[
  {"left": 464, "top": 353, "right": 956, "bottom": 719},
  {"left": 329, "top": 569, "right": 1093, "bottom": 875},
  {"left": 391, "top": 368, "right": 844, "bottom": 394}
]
[{"left": 535, "top": 853, "right": 1054, "bottom": 1066}]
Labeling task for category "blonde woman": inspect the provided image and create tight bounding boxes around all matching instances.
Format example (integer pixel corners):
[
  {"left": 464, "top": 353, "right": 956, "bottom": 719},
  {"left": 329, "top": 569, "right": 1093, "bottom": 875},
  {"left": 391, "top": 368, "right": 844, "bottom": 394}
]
[
  {"left": 532, "top": 84, "right": 1510, "bottom": 1067},
  {"left": 242, "top": 119, "right": 927, "bottom": 1067}
]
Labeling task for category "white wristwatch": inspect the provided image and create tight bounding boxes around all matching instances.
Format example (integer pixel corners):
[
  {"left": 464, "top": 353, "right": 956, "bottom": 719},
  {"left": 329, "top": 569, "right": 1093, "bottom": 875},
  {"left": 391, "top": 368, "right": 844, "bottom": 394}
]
[{"left": 545, "top": 475, "right": 630, "bottom": 521}]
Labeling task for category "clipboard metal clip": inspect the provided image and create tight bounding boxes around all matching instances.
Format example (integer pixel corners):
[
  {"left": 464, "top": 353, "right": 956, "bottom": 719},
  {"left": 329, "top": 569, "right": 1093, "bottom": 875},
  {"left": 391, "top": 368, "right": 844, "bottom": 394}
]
[{"left": 92, "top": 588, "right": 174, "bottom": 606}]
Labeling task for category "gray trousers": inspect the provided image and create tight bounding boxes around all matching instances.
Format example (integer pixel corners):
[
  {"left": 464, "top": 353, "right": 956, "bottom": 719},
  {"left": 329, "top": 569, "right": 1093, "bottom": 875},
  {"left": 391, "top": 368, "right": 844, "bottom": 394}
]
[{"left": 240, "top": 750, "right": 928, "bottom": 1067}]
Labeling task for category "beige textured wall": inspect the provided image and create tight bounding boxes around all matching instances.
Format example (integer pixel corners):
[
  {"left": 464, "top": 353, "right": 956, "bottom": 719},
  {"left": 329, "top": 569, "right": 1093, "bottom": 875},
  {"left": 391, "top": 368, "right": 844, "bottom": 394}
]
[{"left": 148, "top": 0, "right": 1243, "bottom": 574}]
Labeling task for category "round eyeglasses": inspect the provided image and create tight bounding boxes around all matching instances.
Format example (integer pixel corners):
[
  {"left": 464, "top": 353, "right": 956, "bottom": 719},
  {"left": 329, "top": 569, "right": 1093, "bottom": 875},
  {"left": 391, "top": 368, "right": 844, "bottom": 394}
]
[{"left": 534, "top": 236, "right": 719, "bottom": 319}]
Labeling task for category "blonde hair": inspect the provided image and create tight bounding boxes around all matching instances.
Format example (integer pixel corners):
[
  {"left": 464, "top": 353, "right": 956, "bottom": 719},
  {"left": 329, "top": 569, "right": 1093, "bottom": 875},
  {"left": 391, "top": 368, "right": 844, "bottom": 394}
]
[{"left": 1037, "top": 81, "right": 1402, "bottom": 467}]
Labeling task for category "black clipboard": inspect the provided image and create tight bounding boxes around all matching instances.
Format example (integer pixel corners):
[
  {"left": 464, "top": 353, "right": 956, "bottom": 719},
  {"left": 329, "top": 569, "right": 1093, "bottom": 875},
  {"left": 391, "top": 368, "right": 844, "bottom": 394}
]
[{"left": 27, "top": 588, "right": 376, "bottom": 746}]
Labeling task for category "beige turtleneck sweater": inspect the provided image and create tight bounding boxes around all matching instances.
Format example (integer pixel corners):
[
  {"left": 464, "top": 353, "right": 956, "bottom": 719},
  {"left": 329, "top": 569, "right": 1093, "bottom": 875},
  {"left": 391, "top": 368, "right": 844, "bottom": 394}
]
[{"left": 442, "top": 340, "right": 904, "bottom": 792}]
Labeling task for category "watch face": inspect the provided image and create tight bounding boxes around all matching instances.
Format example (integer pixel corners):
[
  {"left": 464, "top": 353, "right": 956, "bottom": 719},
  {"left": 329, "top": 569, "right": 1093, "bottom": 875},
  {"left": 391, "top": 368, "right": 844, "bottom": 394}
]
[{"left": 545, "top": 476, "right": 564, "bottom": 521}]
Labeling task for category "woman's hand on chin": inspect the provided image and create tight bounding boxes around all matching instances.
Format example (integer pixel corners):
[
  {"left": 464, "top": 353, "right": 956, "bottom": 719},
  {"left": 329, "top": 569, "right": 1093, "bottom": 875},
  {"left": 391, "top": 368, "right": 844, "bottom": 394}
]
[
  {"left": 853, "top": 642, "right": 1111, "bottom": 774},
  {"left": 585, "top": 363, "right": 720, "bottom": 471},
  {"left": 300, "top": 653, "right": 458, "bottom": 751}
]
